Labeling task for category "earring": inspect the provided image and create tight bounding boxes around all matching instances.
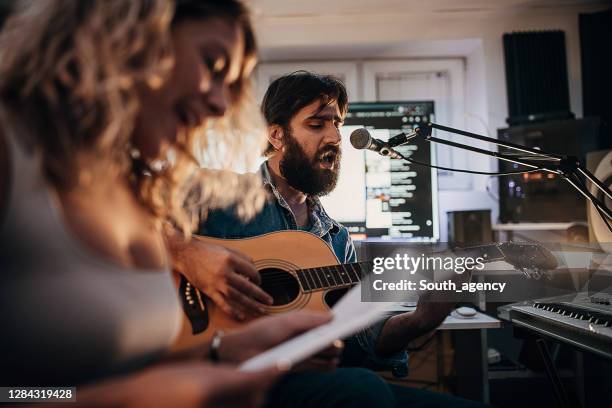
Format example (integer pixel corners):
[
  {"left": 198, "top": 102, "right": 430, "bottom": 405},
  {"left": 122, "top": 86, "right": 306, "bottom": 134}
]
[{"left": 129, "top": 146, "right": 142, "bottom": 159}]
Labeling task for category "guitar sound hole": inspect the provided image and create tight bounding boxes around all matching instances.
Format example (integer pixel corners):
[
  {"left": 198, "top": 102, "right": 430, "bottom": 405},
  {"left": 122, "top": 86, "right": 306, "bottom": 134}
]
[
  {"left": 260, "top": 268, "right": 299, "bottom": 306},
  {"left": 324, "top": 288, "right": 349, "bottom": 308}
]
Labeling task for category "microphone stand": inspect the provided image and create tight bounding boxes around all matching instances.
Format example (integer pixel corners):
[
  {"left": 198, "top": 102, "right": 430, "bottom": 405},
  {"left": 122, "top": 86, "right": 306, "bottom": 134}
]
[{"left": 392, "top": 122, "right": 612, "bottom": 231}]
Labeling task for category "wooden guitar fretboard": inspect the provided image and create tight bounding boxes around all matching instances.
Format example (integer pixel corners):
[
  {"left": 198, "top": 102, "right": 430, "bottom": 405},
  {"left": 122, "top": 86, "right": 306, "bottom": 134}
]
[{"left": 294, "top": 261, "right": 372, "bottom": 292}]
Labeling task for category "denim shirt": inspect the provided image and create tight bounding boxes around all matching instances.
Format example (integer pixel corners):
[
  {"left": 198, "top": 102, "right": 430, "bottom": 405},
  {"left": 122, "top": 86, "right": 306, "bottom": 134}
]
[{"left": 199, "top": 162, "right": 408, "bottom": 377}]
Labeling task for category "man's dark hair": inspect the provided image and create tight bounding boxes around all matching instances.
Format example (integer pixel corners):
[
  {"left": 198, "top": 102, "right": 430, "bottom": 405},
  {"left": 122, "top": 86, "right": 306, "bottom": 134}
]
[{"left": 262, "top": 71, "right": 348, "bottom": 155}]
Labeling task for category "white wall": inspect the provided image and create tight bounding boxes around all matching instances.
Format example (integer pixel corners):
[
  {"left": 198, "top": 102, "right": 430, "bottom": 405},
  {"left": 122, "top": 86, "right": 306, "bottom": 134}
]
[
  {"left": 252, "top": 4, "right": 608, "bottom": 239},
  {"left": 254, "top": 6, "right": 604, "bottom": 123}
]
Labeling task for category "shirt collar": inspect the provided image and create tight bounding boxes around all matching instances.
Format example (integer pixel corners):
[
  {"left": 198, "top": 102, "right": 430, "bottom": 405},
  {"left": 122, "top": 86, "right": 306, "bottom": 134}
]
[{"left": 259, "top": 162, "right": 340, "bottom": 236}]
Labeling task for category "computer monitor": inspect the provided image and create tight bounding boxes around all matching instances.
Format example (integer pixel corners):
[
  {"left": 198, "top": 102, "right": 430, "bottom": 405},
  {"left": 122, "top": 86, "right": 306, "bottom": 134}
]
[{"left": 320, "top": 101, "right": 439, "bottom": 242}]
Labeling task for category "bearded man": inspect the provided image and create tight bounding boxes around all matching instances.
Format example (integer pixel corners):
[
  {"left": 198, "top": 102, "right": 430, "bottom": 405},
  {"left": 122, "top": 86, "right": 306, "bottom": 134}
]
[
  {"left": 170, "top": 71, "right": 488, "bottom": 408},
  {"left": 200, "top": 71, "right": 409, "bottom": 373}
]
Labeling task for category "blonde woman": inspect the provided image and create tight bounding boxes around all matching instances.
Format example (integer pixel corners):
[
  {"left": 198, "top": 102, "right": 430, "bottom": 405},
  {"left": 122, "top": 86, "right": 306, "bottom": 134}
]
[{"left": 0, "top": 0, "right": 334, "bottom": 406}]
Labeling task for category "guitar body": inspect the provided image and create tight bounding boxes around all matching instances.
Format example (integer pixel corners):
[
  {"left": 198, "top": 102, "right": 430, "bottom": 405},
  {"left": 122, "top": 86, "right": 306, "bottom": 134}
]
[
  {"left": 170, "top": 231, "right": 554, "bottom": 352},
  {"left": 171, "top": 230, "right": 351, "bottom": 352}
]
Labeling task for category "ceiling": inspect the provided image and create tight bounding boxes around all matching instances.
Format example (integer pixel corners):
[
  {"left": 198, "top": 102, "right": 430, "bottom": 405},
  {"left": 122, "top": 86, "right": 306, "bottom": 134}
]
[{"left": 250, "top": 0, "right": 610, "bottom": 18}]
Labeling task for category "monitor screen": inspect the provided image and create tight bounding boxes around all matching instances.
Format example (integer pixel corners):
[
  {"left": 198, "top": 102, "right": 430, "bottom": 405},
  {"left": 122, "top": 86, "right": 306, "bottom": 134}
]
[{"left": 320, "top": 101, "right": 439, "bottom": 241}]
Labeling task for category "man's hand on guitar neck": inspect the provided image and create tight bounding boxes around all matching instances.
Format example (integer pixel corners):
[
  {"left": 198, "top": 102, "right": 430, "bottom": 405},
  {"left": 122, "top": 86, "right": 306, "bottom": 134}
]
[{"left": 166, "top": 232, "right": 273, "bottom": 321}]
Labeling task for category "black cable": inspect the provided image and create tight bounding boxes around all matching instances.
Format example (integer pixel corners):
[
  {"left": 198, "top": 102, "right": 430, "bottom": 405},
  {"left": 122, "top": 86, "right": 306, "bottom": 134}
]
[
  {"left": 397, "top": 152, "right": 543, "bottom": 176},
  {"left": 594, "top": 204, "right": 612, "bottom": 232},
  {"left": 568, "top": 171, "right": 612, "bottom": 233}
]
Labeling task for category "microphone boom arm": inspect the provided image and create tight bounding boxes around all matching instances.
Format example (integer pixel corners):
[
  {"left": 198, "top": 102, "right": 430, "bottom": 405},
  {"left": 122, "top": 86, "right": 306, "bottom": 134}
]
[{"left": 412, "top": 122, "right": 612, "bottom": 227}]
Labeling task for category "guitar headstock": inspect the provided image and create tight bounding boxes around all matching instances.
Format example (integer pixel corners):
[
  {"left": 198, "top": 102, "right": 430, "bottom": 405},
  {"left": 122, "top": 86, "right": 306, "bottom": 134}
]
[{"left": 497, "top": 242, "right": 558, "bottom": 279}]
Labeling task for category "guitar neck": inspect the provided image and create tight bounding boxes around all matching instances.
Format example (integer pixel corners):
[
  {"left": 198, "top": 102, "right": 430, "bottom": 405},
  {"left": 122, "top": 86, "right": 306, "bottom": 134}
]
[
  {"left": 453, "top": 243, "right": 506, "bottom": 264},
  {"left": 294, "top": 242, "right": 535, "bottom": 293},
  {"left": 295, "top": 262, "right": 370, "bottom": 292},
  {"left": 295, "top": 244, "right": 507, "bottom": 293}
]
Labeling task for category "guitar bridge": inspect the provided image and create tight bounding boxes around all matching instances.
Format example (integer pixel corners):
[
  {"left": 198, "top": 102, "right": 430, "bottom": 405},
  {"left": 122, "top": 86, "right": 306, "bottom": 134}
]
[{"left": 178, "top": 275, "right": 209, "bottom": 334}]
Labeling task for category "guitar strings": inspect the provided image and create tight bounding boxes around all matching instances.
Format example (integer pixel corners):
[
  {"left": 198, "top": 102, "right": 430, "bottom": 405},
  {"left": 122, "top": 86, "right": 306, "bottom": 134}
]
[
  {"left": 260, "top": 271, "right": 359, "bottom": 285},
  {"left": 259, "top": 268, "right": 365, "bottom": 280},
  {"left": 257, "top": 262, "right": 370, "bottom": 282},
  {"left": 259, "top": 267, "right": 367, "bottom": 288},
  {"left": 227, "top": 262, "right": 372, "bottom": 293},
  {"left": 254, "top": 261, "right": 372, "bottom": 279},
  {"left": 260, "top": 275, "right": 357, "bottom": 286},
  {"left": 259, "top": 263, "right": 370, "bottom": 282},
  {"left": 261, "top": 275, "right": 358, "bottom": 286},
  {"left": 227, "top": 266, "right": 370, "bottom": 291}
]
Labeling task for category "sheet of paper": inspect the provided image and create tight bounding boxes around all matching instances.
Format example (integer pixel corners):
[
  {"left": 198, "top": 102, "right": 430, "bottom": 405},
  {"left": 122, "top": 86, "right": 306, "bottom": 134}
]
[{"left": 239, "top": 284, "right": 389, "bottom": 371}]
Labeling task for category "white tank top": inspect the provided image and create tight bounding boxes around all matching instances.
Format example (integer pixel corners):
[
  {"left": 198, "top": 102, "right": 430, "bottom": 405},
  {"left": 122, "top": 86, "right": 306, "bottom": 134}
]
[{"left": 0, "top": 108, "right": 182, "bottom": 386}]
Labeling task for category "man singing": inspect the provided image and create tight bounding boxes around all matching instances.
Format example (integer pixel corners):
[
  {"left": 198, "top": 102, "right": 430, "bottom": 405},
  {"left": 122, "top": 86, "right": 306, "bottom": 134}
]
[
  {"left": 200, "top": 70, "right": 413, "bottom": 374},
  {"left": 170, "top": 71, "right": 486, "bottom": 407}
]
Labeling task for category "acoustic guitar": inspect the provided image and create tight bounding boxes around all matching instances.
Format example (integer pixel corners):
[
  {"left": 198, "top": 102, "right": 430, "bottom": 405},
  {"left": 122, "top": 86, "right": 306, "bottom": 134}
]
[{"left": 172, "top": 230, "right": 556, "bottom": 351}]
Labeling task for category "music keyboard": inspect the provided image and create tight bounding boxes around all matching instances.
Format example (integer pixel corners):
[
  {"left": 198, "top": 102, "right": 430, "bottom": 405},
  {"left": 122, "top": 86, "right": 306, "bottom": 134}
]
[{"left": 508, "top": 294, "right": 612, "bottom": 360}]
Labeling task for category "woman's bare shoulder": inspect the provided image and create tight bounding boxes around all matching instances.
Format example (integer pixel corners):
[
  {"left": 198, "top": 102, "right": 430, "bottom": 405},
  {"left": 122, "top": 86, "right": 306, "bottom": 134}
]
[{"left": 59, "top": 185, "right": 169, "bottom": 271}]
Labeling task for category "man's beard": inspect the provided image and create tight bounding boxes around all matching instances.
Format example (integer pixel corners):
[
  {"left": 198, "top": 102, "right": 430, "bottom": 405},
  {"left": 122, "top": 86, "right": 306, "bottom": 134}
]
[{"left": 279, "top": 129, "right": 341, "bottom": 197}]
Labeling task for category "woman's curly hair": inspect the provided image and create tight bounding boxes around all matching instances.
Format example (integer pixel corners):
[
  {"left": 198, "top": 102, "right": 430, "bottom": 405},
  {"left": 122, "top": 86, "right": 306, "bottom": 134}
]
[{"left": 0, "top": 0, "right": 267, "bottom": 234}]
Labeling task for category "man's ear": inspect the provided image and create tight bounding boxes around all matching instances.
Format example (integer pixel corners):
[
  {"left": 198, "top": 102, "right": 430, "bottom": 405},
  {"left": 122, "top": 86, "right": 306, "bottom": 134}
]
[{"left": 267, "top": 124, "right": 285, "bottom": 152}]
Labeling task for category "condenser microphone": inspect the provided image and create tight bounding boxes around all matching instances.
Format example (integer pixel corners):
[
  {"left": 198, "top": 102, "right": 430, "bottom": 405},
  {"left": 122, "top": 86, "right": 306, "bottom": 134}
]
[{"left": 350, "top": 128, "right": 402, "bottom": 159}]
